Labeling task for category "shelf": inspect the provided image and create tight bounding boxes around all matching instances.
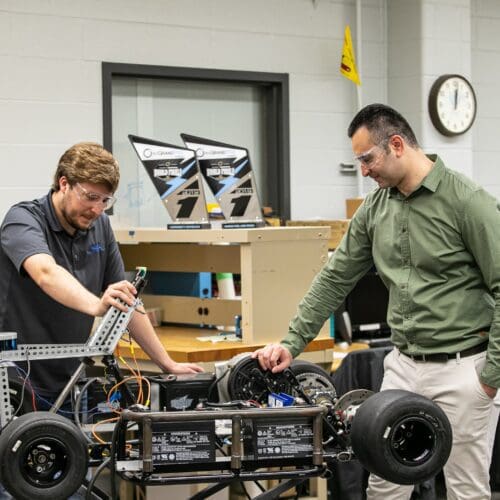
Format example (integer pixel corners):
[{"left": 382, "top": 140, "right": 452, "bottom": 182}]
[{"left": 115, "top": 226, "right": 331, "bottom": 345}]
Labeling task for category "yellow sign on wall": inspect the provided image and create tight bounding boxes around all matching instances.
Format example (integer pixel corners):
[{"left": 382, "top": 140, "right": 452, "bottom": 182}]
[{"left": 340, "top": 25, "right": 361, "bottom": 86}]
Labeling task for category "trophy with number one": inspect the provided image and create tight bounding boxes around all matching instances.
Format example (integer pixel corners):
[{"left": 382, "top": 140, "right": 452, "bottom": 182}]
[
  {"left": 129, "top": 135, "right": 210, "bottom": 229},
  {"left": 181, "top": 134, "right": 264, "bottom": 229}
]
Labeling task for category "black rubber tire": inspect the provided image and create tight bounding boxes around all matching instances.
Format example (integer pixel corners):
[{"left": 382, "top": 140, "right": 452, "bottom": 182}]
[
  {"left": 0, "top": 411, "right": 89, "bottom": 499},
  {"left": 350, "top": 389, "right": 452, "bottom": 485}
]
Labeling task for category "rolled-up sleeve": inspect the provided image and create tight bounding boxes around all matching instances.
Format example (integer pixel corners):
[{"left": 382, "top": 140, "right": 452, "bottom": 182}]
[{"left": 281, "top": 203, "right": 375, "bottom": 357}]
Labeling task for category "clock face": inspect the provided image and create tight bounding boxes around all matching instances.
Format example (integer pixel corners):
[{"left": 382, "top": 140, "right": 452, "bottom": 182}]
[{"left": 428, "top": 75, "right": 477, "bottom": 136}]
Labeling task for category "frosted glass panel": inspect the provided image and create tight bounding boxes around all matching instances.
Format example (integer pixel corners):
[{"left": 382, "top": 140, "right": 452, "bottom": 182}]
[{"left": 110, "top": 77, "right": 266, "bottom": 227}]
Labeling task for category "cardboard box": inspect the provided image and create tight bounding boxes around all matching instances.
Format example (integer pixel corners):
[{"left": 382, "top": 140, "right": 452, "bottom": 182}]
[
  {"left": 346, "top": 198, "right": 364, "bottom": 218},
  {"left": 264, "top": 216, "right": 282, "bottom": 227},
  {"left": 286, "top": 219, "right": 350, "bottom": 249}
]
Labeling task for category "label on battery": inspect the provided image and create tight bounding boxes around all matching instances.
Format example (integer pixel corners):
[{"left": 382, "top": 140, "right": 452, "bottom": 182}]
[
  {"left": 151, "top": 421, "right": 215, "bottom": 464},
  {"left": 253, "top": 418, "right": 313, "bottom": 459}
]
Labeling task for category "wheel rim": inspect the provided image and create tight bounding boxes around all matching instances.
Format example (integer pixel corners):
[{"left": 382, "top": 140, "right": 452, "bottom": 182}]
[
  {"left": 228, "top": 357, "right": 289, "bottom": 403},
  {"left": 388, "top": 416, "right": 436, "bottom": 465},
  {"left": 21, "top": 437, "right": 71, "bottom": 488},
  {"left": 294, "top": 371, "right": 333, "bottom": 391}
]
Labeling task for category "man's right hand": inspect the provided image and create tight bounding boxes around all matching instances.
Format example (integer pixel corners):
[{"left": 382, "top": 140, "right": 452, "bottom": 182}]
[
  {"left": 95, "top": 280, "right": 137, "bottom": 316},
  {"left": 252, "top": 343, "right": 293, "bottom": 373}
]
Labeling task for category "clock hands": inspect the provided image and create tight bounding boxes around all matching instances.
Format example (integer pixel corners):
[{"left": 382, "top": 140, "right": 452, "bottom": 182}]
[{"left": 454, "top": 88, "right": 458, "bottom": 110}]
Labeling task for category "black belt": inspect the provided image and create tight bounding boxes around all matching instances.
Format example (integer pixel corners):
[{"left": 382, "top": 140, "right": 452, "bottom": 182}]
[{"left": 402, "top": 342, "right": 487, "bottom": 362}]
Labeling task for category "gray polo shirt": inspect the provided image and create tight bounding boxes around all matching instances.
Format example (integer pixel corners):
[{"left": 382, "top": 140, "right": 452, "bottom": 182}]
[{"left": 0, "top": 191, "right": 124, "bottom": 394}]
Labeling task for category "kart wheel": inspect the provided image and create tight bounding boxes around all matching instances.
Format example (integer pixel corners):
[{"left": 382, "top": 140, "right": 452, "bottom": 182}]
[
  {"left": 0, "top": 411, "right": 88, "bottom": 500},
  {"left": 226, "top": 355, "right": 337, "bottom": 404},
  {"left": 290, "top": 360, "right": 336, "bottom": 393},
  {"left": 350, "top": 389, "right": 452, "bottom": 485},
  {"left": 227, "top": 354, "right": 289, "bottom": 403}
]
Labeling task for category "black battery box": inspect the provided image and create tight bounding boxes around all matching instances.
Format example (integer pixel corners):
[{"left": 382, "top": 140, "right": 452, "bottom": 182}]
[
  {"left": 151, "top": 420, "right": 216, "bottom": 468},
  {"left": 149, "top": 372, "right": 218, "bottom": 411},
  {"left": 250, "top": 417, "right": 314, "bottom": 460}
]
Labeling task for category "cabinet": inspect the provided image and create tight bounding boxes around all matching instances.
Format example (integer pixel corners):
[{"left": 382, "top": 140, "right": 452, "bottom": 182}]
[{"left": 114, "top": 226, "right": 331, "bottom": 345}]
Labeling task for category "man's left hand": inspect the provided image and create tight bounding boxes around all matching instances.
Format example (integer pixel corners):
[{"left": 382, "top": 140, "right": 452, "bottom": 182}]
[{"left": 481, "top": 382, "right": 498, "bottom": 399}]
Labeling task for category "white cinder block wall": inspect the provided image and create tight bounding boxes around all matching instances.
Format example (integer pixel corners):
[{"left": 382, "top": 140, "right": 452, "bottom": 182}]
[
  {"left": 0, "top": 0, "right": 498, "bottom": 222},
  {"left": 421, "top": 0, "right": 473, "bottom": 180},
  {"left": 472, "top": 0, "right": 500, "bottom": 200},
  {"left": 0, "top": 0, "right": 386, "bottom": 222},
  {"left": 388, "top": 0, "right": 474, "bottom": 178}
]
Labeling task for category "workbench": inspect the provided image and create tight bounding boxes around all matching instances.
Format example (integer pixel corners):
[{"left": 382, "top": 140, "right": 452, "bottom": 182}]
[{"left": 117, "top": 326, "right": 334, "bottom": 372}]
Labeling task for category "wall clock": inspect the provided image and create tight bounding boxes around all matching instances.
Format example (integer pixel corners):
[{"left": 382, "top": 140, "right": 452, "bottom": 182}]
[{"left": 428, "top": 74, "right": 477, "bottom": 136}]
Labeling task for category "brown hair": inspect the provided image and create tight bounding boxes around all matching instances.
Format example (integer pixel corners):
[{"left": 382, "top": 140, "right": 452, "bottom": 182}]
[{"left": 52, "top": 142, "right": 120, "bottom": 192}]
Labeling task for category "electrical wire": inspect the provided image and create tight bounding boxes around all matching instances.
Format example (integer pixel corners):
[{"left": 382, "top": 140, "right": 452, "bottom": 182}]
[
  {"left": 12, "top": 351, "right": 35, "bottom": 414},
  {"left": 12, "top": 362, "right": 31, "bottom": 416},
  {"left": 16, "top": 357, "right": 95, "bottom": 416},
  {"left": 91, "top": 416, "right": 120, "bottom": 445},
  {"left": 88, "top": 374, "right": 150, "bottom": 444},
  {"left": 116, "top": 341, "right": 151, "bottom": 407},
  {"left": 118, "top": 341, "right": 143, "bottom": 403},
  {"left": 207, "top": 367, "right": 229, "bottom": 401},
  {"left": 106, "top": 376, "right": 151, "bottom": 410},
  {"left": 108, "top": 416, "right": 124, "bottom": 500},
  {"left": 74, "top": 377, "right": 104, "bottom": 443},
  {"left": 84, "top": 457, "right": 111, "bottom": 500},
  {"left": 13, "top": 367, "right": 100, "bottom": 419}
]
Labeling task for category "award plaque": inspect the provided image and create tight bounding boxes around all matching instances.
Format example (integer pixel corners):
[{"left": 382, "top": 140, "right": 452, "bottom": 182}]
[
  {"left": 129, "top": 134, "right": 210, "bottom": 229},
  {"left": 181, "top": 134, "right": 264, "bottom": 229}
]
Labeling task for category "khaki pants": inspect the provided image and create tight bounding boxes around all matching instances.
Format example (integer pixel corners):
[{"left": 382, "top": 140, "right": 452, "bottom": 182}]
[{"left": 367, "top": 348, "right": 499, "bottom": 500}]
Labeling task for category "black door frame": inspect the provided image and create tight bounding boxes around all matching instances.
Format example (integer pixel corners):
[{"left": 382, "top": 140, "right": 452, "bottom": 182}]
[{"left": 102, "top": 62, "right": 290, "bottom": 219}]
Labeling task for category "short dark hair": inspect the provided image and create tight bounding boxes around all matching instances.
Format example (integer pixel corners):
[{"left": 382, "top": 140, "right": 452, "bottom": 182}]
[
  {"left": 347, "top": 103, "right": 419, "bottom": 149},
  {"left": 52, "top": 142, "right": 120, "bottom": 192}
]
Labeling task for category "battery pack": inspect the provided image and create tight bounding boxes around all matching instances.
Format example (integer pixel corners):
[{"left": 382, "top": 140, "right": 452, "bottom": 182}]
[
  {"left": 151, "top": 420, "right": 216, "bottom": 468},
  {"left": 252, "top": 417, "right": 314, "bottom": 460},
  {"left": 150, "top": 372, "right": 218, "bottom": 411}
]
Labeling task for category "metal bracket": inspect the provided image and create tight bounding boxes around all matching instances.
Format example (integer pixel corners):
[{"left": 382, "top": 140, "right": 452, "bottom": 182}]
[{"left": 0, "top": 276, "right": 144, "bottom": 428}]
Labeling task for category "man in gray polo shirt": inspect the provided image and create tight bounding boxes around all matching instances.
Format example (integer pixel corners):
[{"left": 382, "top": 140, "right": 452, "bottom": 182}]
[{"left": 0, "top": 142, "right": 202, "bottom": 404}]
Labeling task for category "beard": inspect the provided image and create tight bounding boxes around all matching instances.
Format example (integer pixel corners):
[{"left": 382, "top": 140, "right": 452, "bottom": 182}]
[{"left": 60, "top": 203, "right": 97, "bottom": 232}]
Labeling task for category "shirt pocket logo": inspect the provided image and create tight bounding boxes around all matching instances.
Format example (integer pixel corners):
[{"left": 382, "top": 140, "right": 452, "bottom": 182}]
[{"left": 87, "top": 243, "right": 104, "bottom": 255}]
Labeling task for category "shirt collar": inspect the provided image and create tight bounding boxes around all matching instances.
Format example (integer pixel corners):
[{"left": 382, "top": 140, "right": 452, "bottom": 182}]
[
  {"left": 42, "top": 190, "right": 64, "bottom": 232},
  {"left": 421, "top": 154, "right": 443, "bottom": 193},
  {"left": 42, "top": 189, "right": 92, "bottom": 238},
  {"left": 388, "top": 154, "right": 444, "bottom": 198}
]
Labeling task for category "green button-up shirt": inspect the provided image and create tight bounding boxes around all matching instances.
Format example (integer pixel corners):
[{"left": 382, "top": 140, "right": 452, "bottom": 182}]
[{"left": 282, "top": 155, "right": 500, "bottom": 388}]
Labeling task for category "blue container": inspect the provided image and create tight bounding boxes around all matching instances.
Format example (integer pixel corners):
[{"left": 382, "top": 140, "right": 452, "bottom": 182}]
[{"left": 147, "top": 271, "right": 212, "bottom": 298}]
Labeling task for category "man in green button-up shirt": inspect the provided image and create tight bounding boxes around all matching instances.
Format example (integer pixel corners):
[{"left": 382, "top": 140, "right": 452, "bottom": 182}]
[{"left": 253, "top": 104, "right": 499, "bottom": 498}]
